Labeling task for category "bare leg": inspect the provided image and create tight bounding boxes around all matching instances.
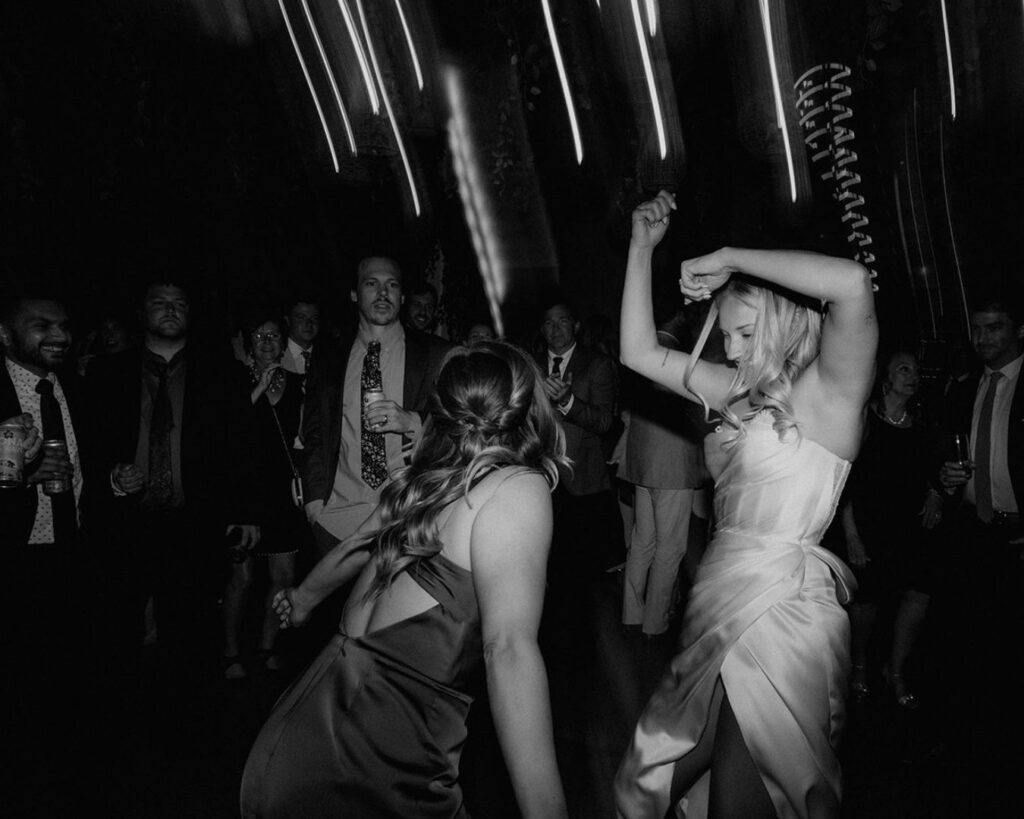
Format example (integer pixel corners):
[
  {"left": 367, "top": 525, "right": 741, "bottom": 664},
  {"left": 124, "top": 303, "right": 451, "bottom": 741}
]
[
  {"left": 667, "top": 681, "right": 723, "bottom": 814},
  {"left": 889, "top": 589, "right": 929, "bottom": 704},
  {"left": 848, "top": 601, "right": 876, "bottom": 695},
  {"left": 708, "top": 692, "right": 777, "bottom": 819}
]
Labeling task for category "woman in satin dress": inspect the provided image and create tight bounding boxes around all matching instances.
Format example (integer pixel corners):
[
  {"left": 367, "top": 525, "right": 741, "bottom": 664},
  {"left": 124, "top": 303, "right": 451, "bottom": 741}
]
[
  {"left": 615, "top": 191, "right": 877, "bottom": 819},
  {"left": 240, "top": 341, "right": 569, "bottom": 818}
]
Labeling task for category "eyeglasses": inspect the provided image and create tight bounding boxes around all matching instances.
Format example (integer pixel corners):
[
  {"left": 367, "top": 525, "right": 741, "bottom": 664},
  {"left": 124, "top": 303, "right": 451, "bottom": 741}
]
[{"left": 253, "top": 332, "right": 282, "bottom": 343}]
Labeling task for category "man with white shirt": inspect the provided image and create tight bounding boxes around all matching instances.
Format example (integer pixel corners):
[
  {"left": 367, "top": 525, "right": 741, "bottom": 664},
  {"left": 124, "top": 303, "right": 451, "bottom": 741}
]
[
  {"left": 281, "top": 297, "right": 321, "bottom": 379},
  {"left": 938, "top": 296, "right": 1023, "bottom": 805}
]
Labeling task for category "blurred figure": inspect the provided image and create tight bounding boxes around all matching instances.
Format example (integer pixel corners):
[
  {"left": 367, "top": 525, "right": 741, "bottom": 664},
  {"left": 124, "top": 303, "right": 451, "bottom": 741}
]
[
  {"left": 76, "top": 313, "right": 134, "bottom": 376},
  {"left": 465, "top": 320, "right": 496, "bottom": 346},
  {"left": 840, "top": 348, "right": 943, "bottom": 709},
  {"left": 404, "top": 280, "right": 439, "bottom": 335},
  {"left": 241, "top": 342, "right": 569, "bottom": 818},
  {"left": 280, "top": 295, "right": 320, "bottom": 380},
  {"left": 221, "top": 310, "right": 308, "bottom": 680}
]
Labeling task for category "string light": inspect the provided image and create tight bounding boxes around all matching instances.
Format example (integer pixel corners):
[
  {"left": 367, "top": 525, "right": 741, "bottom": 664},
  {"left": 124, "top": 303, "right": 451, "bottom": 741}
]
[
  {"left": 756, "top": 0, "right": 798, "bottom": 202},
  {"left": 540, "top": 0, "right": 584, "bottom": 164},
  {"left": 939, "top": 0, "right": 957, "bottom": 120},
  {"left": 277, "top": 0, "right": 339, "bottom": 172},
  {"left": 300, "top": 0, "right": 357, "bottom": 155},
  {"left": 392, "top": 0, "right": 424, "bottom": 91},
  {"left": 630, "top": 0, "right": 667, "bottom": 159},
  {"left": 336, "top": 0, "right": 380, "bottom": 114}
]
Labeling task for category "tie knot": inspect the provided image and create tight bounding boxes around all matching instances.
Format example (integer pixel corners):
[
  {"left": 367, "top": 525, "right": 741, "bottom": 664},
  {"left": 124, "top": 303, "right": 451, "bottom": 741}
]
[
  {"left": 35, "top": 377, "right": 54, "bottom": 397},
  {"left": 368, "top": 341, "right": 381, "bottom": 355}
]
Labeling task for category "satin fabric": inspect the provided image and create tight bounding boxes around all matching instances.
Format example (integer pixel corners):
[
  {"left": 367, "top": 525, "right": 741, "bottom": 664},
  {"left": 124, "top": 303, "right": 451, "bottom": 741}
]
[
  {"left": 616, "top": 410, "right": 856, "bottom": 819},
  {"left": 241, "top": 553, "right": 482, "bottom": 818}
]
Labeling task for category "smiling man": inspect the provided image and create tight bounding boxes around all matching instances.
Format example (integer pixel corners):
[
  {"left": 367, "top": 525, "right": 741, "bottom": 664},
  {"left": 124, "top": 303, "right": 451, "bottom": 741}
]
[{"left": 301, "top": 256, "right": 451, "bottom": 558}]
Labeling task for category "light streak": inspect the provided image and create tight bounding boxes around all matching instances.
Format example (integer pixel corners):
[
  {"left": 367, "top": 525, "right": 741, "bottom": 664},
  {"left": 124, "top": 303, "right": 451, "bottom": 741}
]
[
  {"left": 278, "top": 0, "right": 339, "bottom": 172},
  {"left": 757, "top": 0, "right": 798, "bottom": 202},
  {"left": 443, "top": 66, "right": 506, "bottom": 337},
  {"left": 630, "top": 0, "right": 666, "bottom": 159},
  {"left": 336, "top": 0, "right": 379, "bottom": 114},
  {"left": 893, "top": 173, "right": 926, "bottom": 335},
  {"left": 540, "top": 0, "right": 583, "bottom": 164},
  {"left": 911, "top": 88, "right": 943, "bottom": 314},
  {"left": 938, "top": 116, "right": 970, "bottom": 330},
  {"left": 904, "top": 114, "right": 937, "bottom": 336},
  {"left": 300, "top": 0, "right": 357, "bottom": 155},
  {"left": 392, "top": 0, "right": 424, "bottom": 91},
  {"left": 645, "top": 0, "right": 657, "bottom": 38},
  {"left": 355, "top": 0, "right": 421, "bottom": 216},
  {"left": 939, "top": 0, "right": 957, "bottom": 120}
]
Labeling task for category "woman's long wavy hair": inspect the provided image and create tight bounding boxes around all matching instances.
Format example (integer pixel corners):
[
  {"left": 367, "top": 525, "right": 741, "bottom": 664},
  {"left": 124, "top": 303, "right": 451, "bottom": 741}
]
[
  {"left": 361, "top": 340, "right": 568, "bottom": 600},
  {"left": 714, "top": 276, "right": 823, "bottom": 444}
]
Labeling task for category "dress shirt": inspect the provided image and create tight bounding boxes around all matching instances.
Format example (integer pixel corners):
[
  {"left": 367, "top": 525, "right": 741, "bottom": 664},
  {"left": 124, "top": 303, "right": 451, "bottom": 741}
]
[
  {"left": 967, "top": 352, "right": 1022, "bottom": 514},
  {"left": 282, "top": 338, "right": 313, "bottom": 376},
  {"left": 134, "top": 347, "right": 187, "bottom": 508},
  {"left": 547, "top": 343, "right": 577, "bottom": 415},
  {"left": 318, "top": 322, "right": 419, "bottom": 540},
  {"left": 5, "top": 359, "right": 83, "bottom": 543}
]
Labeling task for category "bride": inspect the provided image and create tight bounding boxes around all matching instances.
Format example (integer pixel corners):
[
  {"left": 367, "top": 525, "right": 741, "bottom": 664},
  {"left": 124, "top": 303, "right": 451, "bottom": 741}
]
[{"left": 615, "top": 191, "right": 877, "bottom": 818}]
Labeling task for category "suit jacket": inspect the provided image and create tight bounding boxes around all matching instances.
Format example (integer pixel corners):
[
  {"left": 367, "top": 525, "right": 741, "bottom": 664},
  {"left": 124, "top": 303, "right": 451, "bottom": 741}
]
[
  {"left": 942, "top": 366, "right": 1024, "bottom": 511},
  {"left": 82, "top": 345, "right": 260, "bottom": 531},
  {"left": 0, "top": 361, "right": 88, "bottom": 547},
  {"left": 538, "top": 346, "right": 617, "bottom": 496},
  {"left": 301, "top": 327, "right": 452, "bottom": 504}
]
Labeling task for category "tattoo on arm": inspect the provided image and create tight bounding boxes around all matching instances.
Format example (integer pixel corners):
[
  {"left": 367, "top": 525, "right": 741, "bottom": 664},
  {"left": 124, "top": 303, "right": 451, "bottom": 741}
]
[{"left": 661, "top": 349, "right": 670, "bottom": 368}]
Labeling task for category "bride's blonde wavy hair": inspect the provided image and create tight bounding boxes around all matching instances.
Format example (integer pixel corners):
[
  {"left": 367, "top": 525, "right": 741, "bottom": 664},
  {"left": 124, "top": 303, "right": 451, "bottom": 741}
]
[
  {"left": 709, "top": 276, "right": 823, "bottom": 444},
  {"left": 360, "top": 341, "right": 568, "bottom": 601}
]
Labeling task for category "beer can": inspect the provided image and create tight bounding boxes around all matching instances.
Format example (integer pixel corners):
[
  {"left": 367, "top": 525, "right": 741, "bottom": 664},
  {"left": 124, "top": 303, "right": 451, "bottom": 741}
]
[
  {"left": 0, "top": 421, "right": 26, "bottom": 489},
  {"left": 42, "top": 439, "right": 71, "bottom": 495},
  {"left": 362, "top": 389, "right": 385, "bottom": 430}
]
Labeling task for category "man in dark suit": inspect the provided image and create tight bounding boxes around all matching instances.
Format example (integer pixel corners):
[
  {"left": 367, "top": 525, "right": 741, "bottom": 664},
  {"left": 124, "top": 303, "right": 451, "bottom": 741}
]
[
  {"left": 85, "top": 277, "right": 260, "bottom": 691},
  {"left": 301, "top": 256, "right": 451, "bottom": 557},
  {"left": 0, "top": 287, "right": 105, "bottom": 812},
  {"left": 535, "top": 300, "right": 621, "bottom": 574},
  {"left": 937, "top": 295, "right": 1024, "bottom": 807}
]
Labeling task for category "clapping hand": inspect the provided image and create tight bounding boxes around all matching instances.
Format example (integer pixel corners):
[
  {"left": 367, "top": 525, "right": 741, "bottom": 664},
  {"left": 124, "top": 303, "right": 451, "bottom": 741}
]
[{"left": 631, "top": 190, "right": 676, "bottom": 250}]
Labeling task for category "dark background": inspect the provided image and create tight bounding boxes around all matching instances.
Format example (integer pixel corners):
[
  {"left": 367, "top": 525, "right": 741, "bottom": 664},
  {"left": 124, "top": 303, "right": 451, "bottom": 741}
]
[{"left": 1, "top": 0, "right": 1021, "bottom": 346}]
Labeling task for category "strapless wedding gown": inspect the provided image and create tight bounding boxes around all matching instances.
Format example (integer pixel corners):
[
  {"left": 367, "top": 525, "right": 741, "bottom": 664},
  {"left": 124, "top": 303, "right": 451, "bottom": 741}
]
[{"left": 615, "top": 410, "right": 856, "bottom": 819}]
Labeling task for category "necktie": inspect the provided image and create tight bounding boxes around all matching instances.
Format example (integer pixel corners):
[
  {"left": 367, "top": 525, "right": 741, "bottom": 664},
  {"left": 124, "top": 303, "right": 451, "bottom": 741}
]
[
  {"left": 974, "top": 371, "right": 1003, "bottom": 522},
  {"left": 550, "top": 356, "right": 563, "bottom": 378},
  {"left": 300, "top": 349, "right": 312, "bottom": 376},
  {"left": 147, "top": 360, "right": 175, "bottom": 508},
  {"left": 35, "top": 378, "right": 77, "bottom": 542},
  {"left": 361, "top": 341, "right": 388, "bottom": 489}
]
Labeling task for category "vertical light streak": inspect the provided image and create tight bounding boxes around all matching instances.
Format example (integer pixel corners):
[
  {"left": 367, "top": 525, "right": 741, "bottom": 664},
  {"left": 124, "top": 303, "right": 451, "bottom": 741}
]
[
  {"left": 645, "top": 0, "right": 657, "bottom": 37},
  {"left": 757, "top": 0, "right": 798, "bottom": 202},
  {"left": 443, "top": 66, "right": 506, "bottom": 337},
  {"left": 392, "top": 0, "right": 424, "bottom": 91},
  {"left": 630, "top": 0, "right": 667, "bottom": 159},
  {"left": 278, "top": 0, "right": 339, "bottom": 172},
  {"left": 540, "top": 0, "right": 584, "bottom": 164},
  {"left": 904, "top": 115, "right": 937, "bottom": 336},
  {"left": 938, "top": 116, "right": 970, "bottom": 329},
  {"left": 939, "top": 0, "right": 957, "bottom": 120},
  {"left": 355, "top": 0, "right": 421, "bottom": 216},
  {"left": 300, "top": 0, "right": 357, "bottom": 155},
  {"left": 911, "top": 88, "right": 943, "bottom": 314},
  {"left": 893, "top": 173, "right": 927, "bottom": 336},
  {"left": 336, "top": 0, "right": 380, "bottom": 114}
]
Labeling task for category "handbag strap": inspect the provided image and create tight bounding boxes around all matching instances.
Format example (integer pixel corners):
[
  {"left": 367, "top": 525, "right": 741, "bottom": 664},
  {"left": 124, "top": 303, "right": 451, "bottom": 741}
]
[{"left": 267, "top": 400, "right": 301, "bottom": 482}]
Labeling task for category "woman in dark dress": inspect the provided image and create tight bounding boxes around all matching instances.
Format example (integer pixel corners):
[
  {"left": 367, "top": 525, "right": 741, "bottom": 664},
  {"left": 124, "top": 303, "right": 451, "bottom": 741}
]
[
  {"left": 222, "top": 311, "right": 306, "bottom": 679},
  {"left": 840, "top": 349, "right": 943, "bottom": 708},
  {"left": 241, "top": 341, "right": 569, "bottom": 818}
]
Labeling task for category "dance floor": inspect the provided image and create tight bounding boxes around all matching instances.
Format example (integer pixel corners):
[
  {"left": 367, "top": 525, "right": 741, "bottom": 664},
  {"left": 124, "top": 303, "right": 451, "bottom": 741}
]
[{"left": 10, "top": 562, "right": 1008, "bottom": 818}]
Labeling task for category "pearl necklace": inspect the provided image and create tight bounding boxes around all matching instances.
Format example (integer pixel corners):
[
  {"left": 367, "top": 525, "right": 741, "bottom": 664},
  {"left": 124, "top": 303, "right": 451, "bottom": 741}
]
[{"left": 881, "top": 406, "right": 908, "bottom": 426}]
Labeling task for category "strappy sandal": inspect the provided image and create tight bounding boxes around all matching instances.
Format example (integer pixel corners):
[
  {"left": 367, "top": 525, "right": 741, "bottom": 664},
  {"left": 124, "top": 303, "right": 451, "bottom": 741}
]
[
  {"left": 223, "top": 655, "right": 247, "bottom": 681},
  {"left": 883, "top": 667, "right": 920, "bottom": 710},
  {"left": 850, "top": 664, "right": 870, "bottom": 702}
]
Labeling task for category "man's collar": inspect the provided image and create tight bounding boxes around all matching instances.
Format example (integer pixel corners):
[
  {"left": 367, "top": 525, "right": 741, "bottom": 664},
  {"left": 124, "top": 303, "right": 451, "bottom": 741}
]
[
  {"left": 5, "top": 356, "right": 53, "bottom": 383},
  {"left": 287, "top": 337, "right": 311, "bottom": 355},
  {"left": 358, "top": 320, "right": 405, "bottom": 348},
  {"left": 548, "top": 342, "right": 577, "bottom": 361},
  {"left": 986, "top": 351, "right": 1024, "bottom": 380}
]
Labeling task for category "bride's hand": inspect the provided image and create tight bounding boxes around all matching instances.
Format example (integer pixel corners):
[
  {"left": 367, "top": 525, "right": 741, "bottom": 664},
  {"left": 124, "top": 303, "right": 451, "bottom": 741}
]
[
  {"left": 679, "top": 250, "right": 734, "bottom": 301},
  {"left": 631, "top": 190, "right": 677, "bottom": 250}
]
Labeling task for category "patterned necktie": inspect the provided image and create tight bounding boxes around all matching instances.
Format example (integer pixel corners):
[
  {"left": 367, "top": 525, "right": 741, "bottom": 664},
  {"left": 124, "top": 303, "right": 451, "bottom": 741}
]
[
  {"left": 974, "top": 371, "right": 1003, "bottom": 522},
  {"left": 361, "top": 341, "right": 388, "bottom": 489},
  {"left": 147, "top": 360, "right": 175, "bottom": 508},
  {"left": 35, "top": 378, "right": 77, "bottom": 542},
  {"left": 550, "top": 356, "right": 563, "bottom": 378},
  {"left": 300, "top": 349, "right": 312, "bottom": 376}
]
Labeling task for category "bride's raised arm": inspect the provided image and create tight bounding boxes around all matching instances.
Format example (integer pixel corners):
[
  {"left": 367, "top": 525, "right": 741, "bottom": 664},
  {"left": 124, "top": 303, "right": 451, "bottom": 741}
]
[{"left": 619, "top": 192, "right": 735, "bottom": 410}]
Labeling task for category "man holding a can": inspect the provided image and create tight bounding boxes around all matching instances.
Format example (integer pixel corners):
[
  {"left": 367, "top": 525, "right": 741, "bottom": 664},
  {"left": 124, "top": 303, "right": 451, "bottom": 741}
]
[{"left": 300, "top": 256, "right": 451, "bottom": 559}]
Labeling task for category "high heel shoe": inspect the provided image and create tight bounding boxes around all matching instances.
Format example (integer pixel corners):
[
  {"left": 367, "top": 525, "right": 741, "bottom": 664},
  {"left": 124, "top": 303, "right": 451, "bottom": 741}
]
[
  {"left": 850, "top": 664, "right": 870, "bottom": 702},
  {"left": 884, "top": 667, "right": 920, "bottom": 710}
]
